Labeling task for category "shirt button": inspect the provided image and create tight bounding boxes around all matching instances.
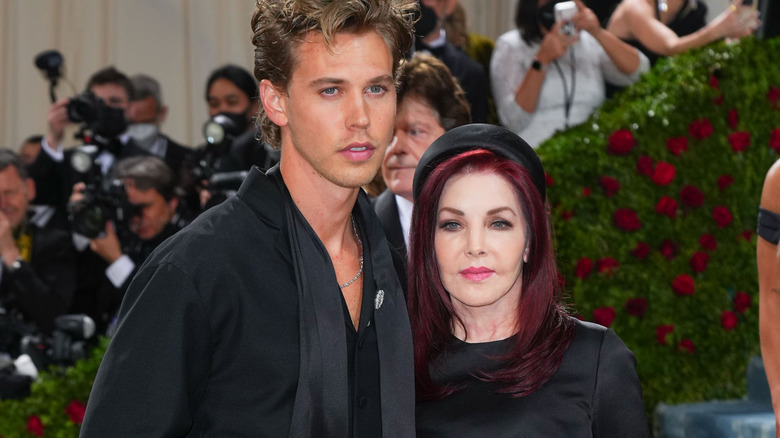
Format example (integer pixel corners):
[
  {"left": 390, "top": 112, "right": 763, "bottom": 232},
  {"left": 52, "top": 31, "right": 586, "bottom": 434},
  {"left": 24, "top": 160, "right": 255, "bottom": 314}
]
[{"left": 358, "top": 397, "right": 368, "bottom": 409}]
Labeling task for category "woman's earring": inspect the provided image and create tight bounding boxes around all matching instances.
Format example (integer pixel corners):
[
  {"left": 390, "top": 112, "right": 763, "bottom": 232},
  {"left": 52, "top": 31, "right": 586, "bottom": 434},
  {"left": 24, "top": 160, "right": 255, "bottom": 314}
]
[{"left": 658, "top": 0, "right": 668, "bottom": 13}]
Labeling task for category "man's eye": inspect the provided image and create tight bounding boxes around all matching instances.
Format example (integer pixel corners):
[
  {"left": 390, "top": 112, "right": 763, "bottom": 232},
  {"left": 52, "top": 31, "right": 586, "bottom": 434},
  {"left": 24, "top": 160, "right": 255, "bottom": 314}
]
[
  {"left": 322, "top": 87, "right": 338, "bottom": 96},
  {"left": 367, "top": 85, "right": 386, "bottom": 94}
]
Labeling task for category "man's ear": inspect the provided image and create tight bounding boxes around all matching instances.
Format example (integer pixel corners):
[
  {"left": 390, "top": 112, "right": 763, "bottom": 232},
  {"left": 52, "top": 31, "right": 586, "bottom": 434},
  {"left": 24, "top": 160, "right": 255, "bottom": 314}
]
[{"left": 258, "top": 79, "right": 288, "bottom": 127}]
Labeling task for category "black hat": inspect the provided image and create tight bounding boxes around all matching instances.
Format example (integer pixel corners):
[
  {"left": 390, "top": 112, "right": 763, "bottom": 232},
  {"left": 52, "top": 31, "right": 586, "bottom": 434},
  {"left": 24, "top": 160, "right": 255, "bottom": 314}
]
[{"left": 413, "top": 123, "right": 546, "bottom": 201}]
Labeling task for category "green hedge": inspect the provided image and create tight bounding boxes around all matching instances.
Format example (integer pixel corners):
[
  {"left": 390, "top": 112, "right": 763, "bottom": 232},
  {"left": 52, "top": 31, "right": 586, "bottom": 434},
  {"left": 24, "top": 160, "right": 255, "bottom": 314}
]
[
  {"left": 538, "top": 37, "right": 780, "bottom": 414},
  {"left": 0, "top": 338, "right": 107, "bottom": 437}
]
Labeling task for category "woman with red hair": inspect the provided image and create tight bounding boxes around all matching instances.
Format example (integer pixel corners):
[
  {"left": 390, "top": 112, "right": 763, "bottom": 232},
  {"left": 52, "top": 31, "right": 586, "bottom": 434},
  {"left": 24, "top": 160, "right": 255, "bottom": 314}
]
[{"left": 408, "top": 123, "right": 648, "bottom": 436}]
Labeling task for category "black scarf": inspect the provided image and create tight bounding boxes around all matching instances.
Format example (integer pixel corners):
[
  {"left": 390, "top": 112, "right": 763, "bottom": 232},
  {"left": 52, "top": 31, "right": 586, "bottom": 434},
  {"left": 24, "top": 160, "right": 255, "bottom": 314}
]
[{"left": 266, "top": 168, "right": 414, "bottom": 437}]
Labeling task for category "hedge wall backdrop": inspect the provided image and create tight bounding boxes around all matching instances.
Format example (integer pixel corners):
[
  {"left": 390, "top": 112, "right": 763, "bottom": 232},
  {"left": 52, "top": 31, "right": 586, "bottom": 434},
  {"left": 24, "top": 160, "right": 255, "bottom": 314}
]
[
  {"left": 0, "top": 36, "right": 778, "bottom": 437},
  {"left": 539, "top": 36, "right": 780, "bottom": 415}
]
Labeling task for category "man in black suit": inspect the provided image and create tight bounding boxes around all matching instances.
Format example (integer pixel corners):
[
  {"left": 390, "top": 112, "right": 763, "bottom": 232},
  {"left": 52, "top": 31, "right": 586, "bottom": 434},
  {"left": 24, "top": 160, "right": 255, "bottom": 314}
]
[
  {"left": 415, "top": 0, "right": 489, "bottom": 123},
  {"left": 374, "top": 53, "right": 471, "bottom": 261},
  {"left": 128, "top": 74, "right": 192, "bottom": 175},
  {"left": 80, "top": 0, "right": 417, "bottom": 435},
  {"left": 0, "top": 150, "right": 76, "bottom": 356}
]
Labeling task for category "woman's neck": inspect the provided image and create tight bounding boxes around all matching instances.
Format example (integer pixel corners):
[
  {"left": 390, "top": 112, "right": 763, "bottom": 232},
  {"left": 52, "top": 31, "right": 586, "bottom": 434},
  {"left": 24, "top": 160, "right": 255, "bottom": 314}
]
[{"left": 452, "top": 307, "right": 519, "bottom": 344}]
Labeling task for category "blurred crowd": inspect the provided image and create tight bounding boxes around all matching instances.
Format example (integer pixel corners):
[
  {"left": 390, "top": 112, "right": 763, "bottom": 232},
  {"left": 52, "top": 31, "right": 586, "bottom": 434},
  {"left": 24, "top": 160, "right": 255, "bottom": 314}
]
[{"left": 0, "top": 0, "right": 760, "bottom": 380}]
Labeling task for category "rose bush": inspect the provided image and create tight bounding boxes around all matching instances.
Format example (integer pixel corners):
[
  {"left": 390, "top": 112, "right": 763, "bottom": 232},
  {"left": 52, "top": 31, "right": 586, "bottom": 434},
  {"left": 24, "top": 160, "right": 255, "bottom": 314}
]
[{"left": 537, "top": 37, "right": 779, "bottom": 417}]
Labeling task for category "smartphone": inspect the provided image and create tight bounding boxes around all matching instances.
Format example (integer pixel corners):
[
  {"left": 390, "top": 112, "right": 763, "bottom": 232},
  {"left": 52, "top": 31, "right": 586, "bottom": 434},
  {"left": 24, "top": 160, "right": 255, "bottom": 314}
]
[{"left": 554, "top": 1, "right": 578, "bottom": 36}]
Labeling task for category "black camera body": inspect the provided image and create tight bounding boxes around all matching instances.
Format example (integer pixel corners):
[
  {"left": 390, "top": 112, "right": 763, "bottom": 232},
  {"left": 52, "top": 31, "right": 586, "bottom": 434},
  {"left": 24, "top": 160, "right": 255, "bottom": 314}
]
[
  {"left": 67, "top": 146, "right": 134, "bottom": 239},
  {"left": 21, "top": 314, "right": 97, "bottom": 371},
  {"left": 66, "top": 91, "right": 128, "bottom": 141}
]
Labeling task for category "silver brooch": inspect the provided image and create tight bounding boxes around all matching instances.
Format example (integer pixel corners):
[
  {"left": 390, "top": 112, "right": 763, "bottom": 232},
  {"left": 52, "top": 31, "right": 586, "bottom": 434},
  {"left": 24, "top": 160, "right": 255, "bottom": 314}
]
[{"left": 374, "top": 289, "right": 385, "bottom": 310}]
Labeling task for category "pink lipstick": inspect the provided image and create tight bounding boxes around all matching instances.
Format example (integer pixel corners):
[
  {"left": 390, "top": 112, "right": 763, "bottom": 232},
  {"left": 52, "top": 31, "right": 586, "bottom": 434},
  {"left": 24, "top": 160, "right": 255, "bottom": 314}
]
[{"left": 460, "top": 266, "right": 494, "bottom": 282}]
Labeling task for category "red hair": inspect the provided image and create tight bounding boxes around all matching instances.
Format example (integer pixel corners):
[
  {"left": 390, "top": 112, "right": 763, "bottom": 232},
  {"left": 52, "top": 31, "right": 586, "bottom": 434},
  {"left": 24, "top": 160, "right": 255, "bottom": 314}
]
[{"left": 408, "top": 149, "right": 575, "bottom": 400}]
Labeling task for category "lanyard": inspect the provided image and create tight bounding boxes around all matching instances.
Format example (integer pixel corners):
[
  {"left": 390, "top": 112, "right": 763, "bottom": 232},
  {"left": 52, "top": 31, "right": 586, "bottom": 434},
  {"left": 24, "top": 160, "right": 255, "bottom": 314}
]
[{"left": 552, "top": 50, "right": 576, "bottom": 128}]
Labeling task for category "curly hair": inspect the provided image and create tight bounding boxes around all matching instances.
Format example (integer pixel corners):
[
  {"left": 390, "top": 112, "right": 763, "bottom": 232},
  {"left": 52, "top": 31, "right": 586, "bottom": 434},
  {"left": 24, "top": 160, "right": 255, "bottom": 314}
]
[{"left": 250, "top": 0, "right": 417, "bottom": 149}]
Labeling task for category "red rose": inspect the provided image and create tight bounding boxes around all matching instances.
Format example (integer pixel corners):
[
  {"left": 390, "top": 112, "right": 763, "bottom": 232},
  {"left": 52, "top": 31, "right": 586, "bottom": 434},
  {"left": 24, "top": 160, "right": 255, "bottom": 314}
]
[
  {"left": 656, "top": 196, "right": 678, "bottom": 218},
  {"left": 712, "top": 205, "right": 733, "bottom": 228},
  {"left": 66, "top": 399, "right": 87, "bottom": 424},
  {"left": 727, "top": 108, "right": 739, "bottom": 129},
  {"left": 625, "top": 297, "right": 648, "bottom": 317},
  {"left": 689, "top": 251, "right": 710, "bottom": 273},
  {"left": 666, "top": 137, "right": 689, "bottom": 156},
  {"left": 689, "top": 118, "right": 714, "bottom": 140},
  {"left": 770, "top": 128, "right": 780, "bottom": 154},
  {"left": 561, "top": 210, "right": 575, "bottom": 221},
  {"left": 631, "top": 241, "right": 651, "bottom": 259},
  {"left": 26, "top": 416, "right": 44, "bottom": 437},
  {"left": 597, "top": 257, "right": 619, "bottom": 275},
  {"left": 607, "top": 129, "right": 636, "bottom": 155},
  {"left": 728, "top": 131, "right": 751, "bottom": 153},
  {"left": 545, "top": 172, "right": 554, "bottom": 187},
  {"left": 599, "top": 176, "right": 620, "bottom": 197},
  {"left": 575, "top": 257, "right": 593, "bottom": 279},
  {"left": 582, "top": 186, "right": 591, "bottom": 197},
  {"left": 680, "top": 185, "right": 705, "bottom": 207},
  {"left": 713, "top": 95, "right": 725, "bottom": 106},
  {"left": 672, "top": 274, "right": 695, "bottom": 295},
  {"left": 721, "top": 310, "right": 738, "bottom": 330},
  {"left": 636, "top": 155, "right": 654, "bottom": 176},
  {"left": 699, "top": 234, "right": 717, "bottom": 251},
  {"left": 660, "top": 239, "right": 679, "bottom": 260},
  {"left": 593, "top": 306, "right": 616, "bottom": 327},
  {"left": 769, "top": 85, "right": 780, "bottom": 109},
  {"left": 614, "top": 208, "right": 641, "bottom": 231},
  {"left": 735, "top": 291, "right": 751, "bottom": 313},
  {"left": 741, "top": 230, "right": 755, "bottom": 241},
  {"left": 678, "top": 339, "right": 696, "bottom": 354},
  {"left": 651, "top": 161, "right": 676, "bottom": 186},
  {"left": 657, "top": 324, "right": 675, "bottom": 344},
  {"left": 717, "top": 174, "right": 734, "bottom": 191},
  {"left": 709, "top": 75, "right": 719, "bottom": 89}
]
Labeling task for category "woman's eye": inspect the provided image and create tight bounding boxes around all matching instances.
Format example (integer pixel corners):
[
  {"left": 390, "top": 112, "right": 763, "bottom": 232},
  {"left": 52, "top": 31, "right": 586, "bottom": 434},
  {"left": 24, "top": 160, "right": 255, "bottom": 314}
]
[
  {"left": 491, "top": 220, "right": 513, "bottom": 230},
  {"left": 439, "top": 221, "right": 461, "bottom": 231}
]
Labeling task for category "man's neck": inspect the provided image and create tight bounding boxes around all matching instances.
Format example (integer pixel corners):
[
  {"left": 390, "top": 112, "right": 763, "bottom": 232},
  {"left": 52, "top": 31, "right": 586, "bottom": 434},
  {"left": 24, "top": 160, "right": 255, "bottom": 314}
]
[{"left": 279, "top": 154, "right": 358, "bottom": 247}]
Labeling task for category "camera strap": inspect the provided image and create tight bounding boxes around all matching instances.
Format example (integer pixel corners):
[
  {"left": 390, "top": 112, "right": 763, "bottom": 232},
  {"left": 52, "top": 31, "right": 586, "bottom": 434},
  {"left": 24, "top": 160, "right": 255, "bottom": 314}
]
[{"left": 552, "top": 49, "right": 576, "bottom": 128}]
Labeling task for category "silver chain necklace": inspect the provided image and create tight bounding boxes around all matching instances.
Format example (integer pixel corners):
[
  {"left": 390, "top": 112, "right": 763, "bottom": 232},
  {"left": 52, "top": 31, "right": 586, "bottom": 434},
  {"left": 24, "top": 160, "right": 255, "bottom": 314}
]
[{"left": 339, "top": 215, "right": 364, "bottom": 289}]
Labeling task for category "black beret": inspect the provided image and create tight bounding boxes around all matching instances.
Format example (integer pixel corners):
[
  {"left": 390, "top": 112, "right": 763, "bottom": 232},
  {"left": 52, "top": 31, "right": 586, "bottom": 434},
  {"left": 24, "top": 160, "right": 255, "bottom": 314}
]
[{"left": 412, "top": 123, "right": 546, "bottom": 201}]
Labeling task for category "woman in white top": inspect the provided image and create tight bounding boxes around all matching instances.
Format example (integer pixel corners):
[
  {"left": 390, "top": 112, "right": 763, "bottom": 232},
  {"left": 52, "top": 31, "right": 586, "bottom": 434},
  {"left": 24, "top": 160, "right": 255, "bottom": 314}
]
[{"left": 491, "top": 0, "right": 649, "bottom": 147}]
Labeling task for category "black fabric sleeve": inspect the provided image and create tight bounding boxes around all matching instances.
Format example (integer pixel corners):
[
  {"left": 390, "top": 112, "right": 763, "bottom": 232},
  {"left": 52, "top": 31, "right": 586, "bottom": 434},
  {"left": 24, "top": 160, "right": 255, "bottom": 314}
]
[
  {"left": 6, "top": 228, "right": 77, "bottom": 333},
  {"left": 592, "top": 329, "right": 650, "bottom": 437},
  {"left": 758, "top": 206, "right": 780, "bottom": 244},
  {"left": 80, "top": 262, "right": 212, "bottom": 436}
]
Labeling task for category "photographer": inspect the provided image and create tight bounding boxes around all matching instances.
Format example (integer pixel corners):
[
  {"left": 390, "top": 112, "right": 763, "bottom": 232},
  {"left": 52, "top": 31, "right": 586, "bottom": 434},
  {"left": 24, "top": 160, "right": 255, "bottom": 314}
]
[
  {"left": 490, "top": 0, "right": 649, "bottom": 147},
  {"left": 28, "top": 66, "right": 150, "bottom": 221},
  {"left": 178, "top": 65, "right": 278, "bottom": 223},
  {"left": 70, "top": 156, "right": 180, "bottom": 333},
  {"left": 0, "top": 150, "right": 77, "bottom": 356}
]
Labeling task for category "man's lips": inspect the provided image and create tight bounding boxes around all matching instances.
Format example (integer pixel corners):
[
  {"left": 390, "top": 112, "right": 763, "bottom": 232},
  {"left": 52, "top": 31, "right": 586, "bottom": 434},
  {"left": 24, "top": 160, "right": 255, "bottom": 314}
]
[
  {"left": 340, "top": 142, "right": 375, "bottom": 161},
  {"left": 460, "top": 267, "right": 494, "bottom": 282}
]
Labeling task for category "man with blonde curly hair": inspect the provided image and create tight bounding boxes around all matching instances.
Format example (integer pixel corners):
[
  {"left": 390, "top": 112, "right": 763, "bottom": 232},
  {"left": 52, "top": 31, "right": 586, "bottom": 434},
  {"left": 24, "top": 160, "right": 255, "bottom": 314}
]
[{"left": 80, "top": 1, "right": 417, "bottom": 436}]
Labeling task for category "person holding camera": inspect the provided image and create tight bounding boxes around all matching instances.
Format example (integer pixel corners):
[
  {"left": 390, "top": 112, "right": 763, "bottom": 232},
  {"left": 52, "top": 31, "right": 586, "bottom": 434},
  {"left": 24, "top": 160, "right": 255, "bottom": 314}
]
[
  {"left": 28, "top": 66, "right": 150, "bottom": 223},
  {"left": 69, "top": 156, "right": 180, "bottom": 334},
  {"left": 0, "top": 150, "right": 77, "bottom": 357},
  {"left": 491, "top": 0, "right": 649, "bottom": 148}
]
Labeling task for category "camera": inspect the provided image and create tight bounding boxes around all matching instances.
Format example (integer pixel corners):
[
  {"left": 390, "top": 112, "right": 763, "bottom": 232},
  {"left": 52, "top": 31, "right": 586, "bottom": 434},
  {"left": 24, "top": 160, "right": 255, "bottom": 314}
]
[
  {"left": 66, "top": 91, "right": 128, "bottom": 140},
  {"left": 21, "top": 314, "right": 97, "bottom": 371},
  {"left": 34, "top": 50, "right": 128, "bottom": 143},
  {"left": 554, "top": 1, "right": 578, "bottom": 36},
  {"left": 67, "top": 146, "right": 136, "bottom": 239}
]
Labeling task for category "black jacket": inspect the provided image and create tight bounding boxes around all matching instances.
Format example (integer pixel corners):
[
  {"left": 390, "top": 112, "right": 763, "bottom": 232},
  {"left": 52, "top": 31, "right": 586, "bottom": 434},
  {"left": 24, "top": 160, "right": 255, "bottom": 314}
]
[{"left": 81, "top": 167, "right": 414, "bottom": 437}]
